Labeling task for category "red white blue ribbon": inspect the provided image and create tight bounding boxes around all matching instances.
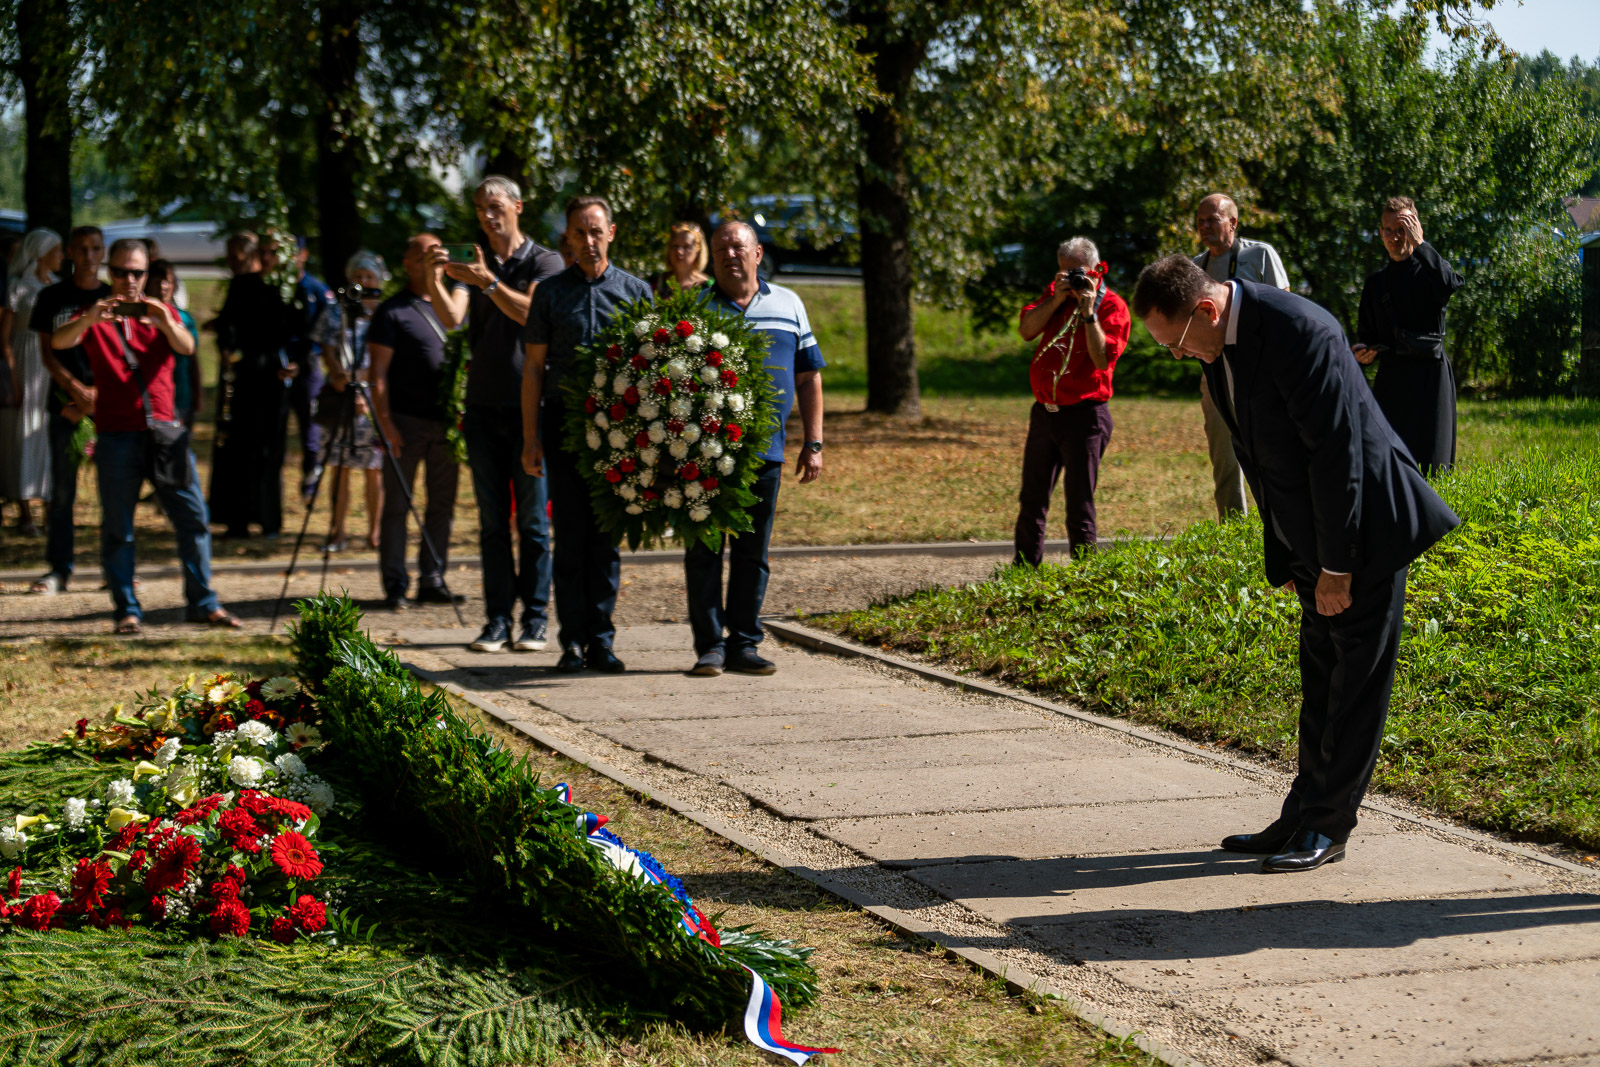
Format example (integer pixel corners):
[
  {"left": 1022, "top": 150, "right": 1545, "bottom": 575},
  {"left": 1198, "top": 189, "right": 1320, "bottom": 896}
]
[{"left": 741, "top": 963, "right": 840, "bottom": 1064}]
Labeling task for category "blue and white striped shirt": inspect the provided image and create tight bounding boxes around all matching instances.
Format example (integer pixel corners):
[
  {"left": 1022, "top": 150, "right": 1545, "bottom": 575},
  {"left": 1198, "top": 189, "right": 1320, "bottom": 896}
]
[{"left": 702, "top": 279, "right": 825, "bottom": 462}]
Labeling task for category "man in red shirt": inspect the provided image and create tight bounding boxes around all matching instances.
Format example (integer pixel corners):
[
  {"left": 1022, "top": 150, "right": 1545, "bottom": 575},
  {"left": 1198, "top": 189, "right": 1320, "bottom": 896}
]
[
  {"left": 50, "top": 239, "right": 240, "bottom": 633},
  {"left": 1013, "top": 237, "right": 1132, "bottom": 563}
]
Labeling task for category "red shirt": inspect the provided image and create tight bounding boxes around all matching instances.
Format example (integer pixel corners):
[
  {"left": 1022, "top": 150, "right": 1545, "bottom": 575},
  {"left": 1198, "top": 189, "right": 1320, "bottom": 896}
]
[
  {"left": 78, "top": 309, "right": 179, "bottom": 432},
  {"left": 1023, "top": 284, "right": 1131, "bottom": 406}
]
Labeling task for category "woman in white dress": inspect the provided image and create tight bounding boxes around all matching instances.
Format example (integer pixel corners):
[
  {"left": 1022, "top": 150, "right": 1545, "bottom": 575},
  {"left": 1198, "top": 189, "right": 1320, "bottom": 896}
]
[{"left": 0, "top": 228, "right": 63, "bottom": 535}]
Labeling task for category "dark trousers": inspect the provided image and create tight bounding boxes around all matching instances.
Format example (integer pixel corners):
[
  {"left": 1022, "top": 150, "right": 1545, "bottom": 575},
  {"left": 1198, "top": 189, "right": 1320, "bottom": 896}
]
[
  {"left": 379, "top": 413, "right": 458, "bottom": 598},
  {"left": 1013, "top": 400, "right": 1113, "bottom": 564},
  {"left": 45, "top": 413, "right": 81, "bottom": 579},
  {"left": 1277, "top": 564, "right": 1409, "bottom": 840},
  {"left": 684, "top": 460, "right": 782, "bottom": 656},
  {"left": 462, "top": 405, "right": 551, "bottom": 627},
  {"left": 542, "top": 400, "right": 620, "bottom": 653}
]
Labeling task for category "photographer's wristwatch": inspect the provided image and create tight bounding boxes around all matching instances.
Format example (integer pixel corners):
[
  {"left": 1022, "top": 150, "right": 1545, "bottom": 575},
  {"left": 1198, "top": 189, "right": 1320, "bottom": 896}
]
[{"left": 804, "top": 441, "right": 823, "bottom": 455}]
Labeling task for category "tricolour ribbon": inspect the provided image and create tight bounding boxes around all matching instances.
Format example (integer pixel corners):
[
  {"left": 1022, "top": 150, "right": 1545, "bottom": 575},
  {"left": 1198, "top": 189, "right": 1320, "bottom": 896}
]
[{"left": 741, "top": 963, "right": 840, "bottom": 1065}]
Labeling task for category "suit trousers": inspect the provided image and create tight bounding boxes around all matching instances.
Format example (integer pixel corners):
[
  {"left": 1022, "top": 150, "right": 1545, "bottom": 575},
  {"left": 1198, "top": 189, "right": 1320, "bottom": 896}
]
[
  {"left": 542, "top": 399, "right": 621, "bottom": 654},
  {"left": 379, "top": 414, "right": 458, "bottom": 598},
  {"left": 1278, "top": 563, "right": 1409, "bottom": 840},
  {"left": 1013, "top": 400, "right": 1111, "bottom": 563},
  {"left": 1199, "top": 375, "right": 1249, "bottom": 519}
]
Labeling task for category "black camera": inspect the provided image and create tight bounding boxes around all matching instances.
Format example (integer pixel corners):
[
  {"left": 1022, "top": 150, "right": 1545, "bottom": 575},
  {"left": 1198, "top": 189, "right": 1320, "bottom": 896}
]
[
  {"left": 339, "top": 285, "right": 385, "bottom": 301},
  {"left": 1064, "top": 268, "right": 1097, "bottom": 293}
]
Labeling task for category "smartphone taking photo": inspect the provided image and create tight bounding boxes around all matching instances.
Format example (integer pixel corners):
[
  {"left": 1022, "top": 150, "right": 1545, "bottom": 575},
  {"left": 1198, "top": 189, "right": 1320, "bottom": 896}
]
[
  {"left": 112, "top": 301, "right": 149, "bottom": 318},
  {"left": 442, "top": 244, "right": 478, "bottom": 264}
]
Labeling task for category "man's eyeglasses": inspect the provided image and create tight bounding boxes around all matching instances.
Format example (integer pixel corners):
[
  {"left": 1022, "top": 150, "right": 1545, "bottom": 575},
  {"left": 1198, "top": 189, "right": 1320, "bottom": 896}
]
[
  {"left": 1158, "top": 307, "right": 1200, "bottom": 353},
  {"left": 108, "top": 266, "right": 147, "bottom": 280}
]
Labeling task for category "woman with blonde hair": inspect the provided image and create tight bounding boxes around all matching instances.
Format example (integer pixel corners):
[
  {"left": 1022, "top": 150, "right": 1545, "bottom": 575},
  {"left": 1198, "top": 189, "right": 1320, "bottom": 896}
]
[
  {"left": 652, "top": 221, "right": 709, "bottom": 295},
  {"left": 0, "top": 228, "right": 64, "bottom": 535}
]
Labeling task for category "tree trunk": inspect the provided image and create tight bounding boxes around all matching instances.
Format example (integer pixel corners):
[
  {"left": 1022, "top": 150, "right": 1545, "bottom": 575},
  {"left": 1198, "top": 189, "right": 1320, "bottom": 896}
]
[
  {"left": 485, "top": 145, "right": 529, "bottom": 195},
  {"left": 851, "top": 3, "right": 925, "bottom": 417},
  {"left": 316, "top": 0, "right": 364, "bottom": 281},
  {"left": 16, "top": 0, "right": 74, "bottom": 237}
]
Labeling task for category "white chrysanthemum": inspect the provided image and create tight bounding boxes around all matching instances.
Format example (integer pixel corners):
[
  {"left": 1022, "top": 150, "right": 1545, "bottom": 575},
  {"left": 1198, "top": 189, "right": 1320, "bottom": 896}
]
[
  {"left": 0, "top": 827, "right": 25, "bottom": 859},
  {"left": 637, "top": 400, "right": 660, "bottom": 420},
  {"left": 684, "top": 333, "right": 706, "bottom": 354},
  {"left": 647, "top": 421, "right": 666, "bottom": 444},
  {"left": 633, "top": 319, "right": 653, "bottom": 339},
  {"left": 607, "top": 429, "right": 627, "bottom": 450},
  {"left": 274, "top": 752, "right": 307, "bottom": 778},
  {"left": 685, "top": 482, "right": 703, "bottom": 500},
  {"left": 236, "top": 719, "right": 276, "bottom": 747},
  {"left": 305, "top": 781, "right": 336, "bottom": 816},
  {"left": 638, "top": 341, "right": 657, "bottom": 359},
  {"left": 711, "top": 331, "right": 729, "bottom": 348},
  {"left": 586, "top": 428, "right": 602, "bottom": 451},
  {"left": 63, "top": 797, "right": 89, "bottom": 830},
  {"left": 638, "top": 468, "right": 656, "bottom": 486},
  {"left": 668, "top": 396, "right": 692, "bottom": 418},
  {"left": 663, "top": 489, "right": 684, "bottom": 509},
  {"left": 618, "top": 484, "right": 638, "bottom": 501},
  {"left": 227, "top": 755, "right": 265, "bottom": 788},
  {"left": 613, "top": 374, "right": 631, "bottom": 395},
  {"left": 594, "top": 411, "right": 610, "bottom": 430},
  {"left": 704, "top": 390, "right": 725, "bottom": 410},
  {"left": 105, "top": 778, "right": 136, "bottom": 807},
  {"left": 153, "top": 736, "right": 182, "bottom": 768},
  {"left": 664, "top": 358, "right": 688, "bottom": 380},
  {"left": 700, "top": 438, "right": 724, "bottom": 458},
  {"left": 287, "top": 722, "right": 323, "bottom": 749},
  {"left": 699, "top": 366, "right": 719, "bottom": 385},
  {"left": 683, "top": 424, "right": 701, "bottom": 444},
  {"left": 668, "top": 440, "right": 689, "bottom": 460},
  {"left": 260, "top": 677, "right": 298, "bottom": 701},
  {"left": 718, "top": 455, "right": 736, "bottom": 475},
  {"left": 689, "top": 504, "right": 711, "bottom": 522},
  {"left": 625, "top": 503, "right": 644, "bottom": 515},
  {"left": 592, "top": 369, "right": 607, "bottom": 387},
  {"left": 727, "top": 394, "right": 746, "bottom": 413}
]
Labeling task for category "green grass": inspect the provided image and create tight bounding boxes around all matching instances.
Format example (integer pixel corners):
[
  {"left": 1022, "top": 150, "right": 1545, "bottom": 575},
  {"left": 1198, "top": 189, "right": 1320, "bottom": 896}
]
[{"left": 820, "top": 399, "right": 1600, "bottom": 850}]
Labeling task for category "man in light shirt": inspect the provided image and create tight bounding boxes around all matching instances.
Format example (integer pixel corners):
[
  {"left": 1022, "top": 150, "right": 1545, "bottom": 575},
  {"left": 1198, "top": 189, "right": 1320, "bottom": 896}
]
[{"left": 1191, "top": 193, "right": 1289, "bottom": 519}]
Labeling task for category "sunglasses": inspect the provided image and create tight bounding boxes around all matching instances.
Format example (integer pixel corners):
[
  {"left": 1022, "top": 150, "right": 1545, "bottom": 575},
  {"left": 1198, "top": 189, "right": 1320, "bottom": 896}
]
[
  {"left": 108, "top": 266, "right": 147, "bottom": 280},
  {"left": 1158, "top": 307, "right": 1201, "bottom": 353}
]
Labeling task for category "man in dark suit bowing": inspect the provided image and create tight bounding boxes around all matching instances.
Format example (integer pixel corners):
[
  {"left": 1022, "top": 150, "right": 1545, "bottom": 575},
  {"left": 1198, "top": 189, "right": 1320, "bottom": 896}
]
[{"left": 1131, "top": 255, "right": 1459, "bottom": 873}]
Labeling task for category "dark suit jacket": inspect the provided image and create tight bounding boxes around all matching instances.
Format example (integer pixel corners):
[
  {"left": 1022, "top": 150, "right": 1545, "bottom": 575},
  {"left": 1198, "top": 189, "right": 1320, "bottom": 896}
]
[{"left": 1200, "top": 281, "right": 1459, "bottom": 586}]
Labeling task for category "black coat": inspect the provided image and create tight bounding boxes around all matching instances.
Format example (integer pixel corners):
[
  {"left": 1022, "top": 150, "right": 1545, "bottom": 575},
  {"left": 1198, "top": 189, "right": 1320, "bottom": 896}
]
[{"left": 1200, "top": 281, "right": 1460, "bottom": 586}]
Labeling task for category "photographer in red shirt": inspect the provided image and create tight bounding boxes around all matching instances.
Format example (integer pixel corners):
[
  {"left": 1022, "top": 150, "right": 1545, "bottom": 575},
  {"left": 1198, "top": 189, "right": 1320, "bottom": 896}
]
[
  {"left": 1013, "top": 237, "right": 1131, "bottom": 564},
  {"left": 50, "top": 238, "right": 239, "bottom": 633}
]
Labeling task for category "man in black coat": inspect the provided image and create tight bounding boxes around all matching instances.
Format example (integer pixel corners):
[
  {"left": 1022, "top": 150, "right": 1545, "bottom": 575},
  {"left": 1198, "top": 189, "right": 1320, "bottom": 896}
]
[{"left": 1132, "top": 255, "right": 1459, "bottom": 872}]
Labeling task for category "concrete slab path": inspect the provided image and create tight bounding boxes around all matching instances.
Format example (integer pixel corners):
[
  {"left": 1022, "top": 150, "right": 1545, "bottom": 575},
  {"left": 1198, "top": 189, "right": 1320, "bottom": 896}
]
[{"left": 392, "top": 620, "right": 1600, "bottom": 1067}]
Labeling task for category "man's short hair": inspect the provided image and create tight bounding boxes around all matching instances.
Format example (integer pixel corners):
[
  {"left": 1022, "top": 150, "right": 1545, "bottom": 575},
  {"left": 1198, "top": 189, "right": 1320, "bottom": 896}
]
[
  {"left": 711, "top": 218, "right": 759, "bottom": 246},
  {"left": 1057, "top": 237, "right": 1099, "bottom": 264},
  {"left": 475, "top": 174, "right": 522, "bottom": 204},
  {"left": 1132, "top": 255, "right": 1216, "bottom": 320},
  {"left": 66, "top": 225, "right": 102, "bottom": 246},
  {"left": 403, "top": 233, "right": 439, "bottom": 258},
  {"left": 107, "top": 237, "right": 148, "bottom": 261},
  {"left": 1382, "top": 195, "right": 1417, "bottom": 217},
  {"left": 564, "top": 195, "right": 613, "bottom": 226},
  {"left": 1198, "top": 193, "right": 1238, "bottom": 220},
  {"left": 226, "top": 232, "right": 259, "bottom": 257}
]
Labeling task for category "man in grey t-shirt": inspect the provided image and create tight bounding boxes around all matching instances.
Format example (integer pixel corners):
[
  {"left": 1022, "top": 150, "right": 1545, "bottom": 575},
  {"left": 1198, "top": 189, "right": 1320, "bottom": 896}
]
[{"left": 1191, "top": 193, "right": 1290, "bottom": 519}]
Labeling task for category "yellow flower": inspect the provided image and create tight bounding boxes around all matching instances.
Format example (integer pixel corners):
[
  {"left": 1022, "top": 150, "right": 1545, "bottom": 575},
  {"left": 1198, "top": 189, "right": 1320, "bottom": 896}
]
[
  {"left": 13, "top": 814, "right": 45, "bottom": 833},
  {"left": 207, "top": 680, "right": 245, "bottom": 705},
  {"left": 132, "top": 760, "right": 164, "bottom": 780},
  {"left": 167, "top": 770, "right": 202, "bottom": 807},
  {"left": 104, "top": 808, "right": 150, "bottom": 831}
]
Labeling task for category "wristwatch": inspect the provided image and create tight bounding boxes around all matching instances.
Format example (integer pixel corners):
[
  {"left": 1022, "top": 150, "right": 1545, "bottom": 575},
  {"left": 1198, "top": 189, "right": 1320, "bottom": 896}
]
[
  {"left": 804, "top": 441, "right": 823, "bottom": 454},
  {"left": 483, "top": 278, "right": 500, "bottom": 296}
]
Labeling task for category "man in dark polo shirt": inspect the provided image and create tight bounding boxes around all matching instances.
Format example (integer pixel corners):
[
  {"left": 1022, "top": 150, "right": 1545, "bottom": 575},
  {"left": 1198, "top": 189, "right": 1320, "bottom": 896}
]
[
  {"left": 30, "top": 226, "right": 108, "bottom": 595},
  {"left": 430, "top": 175, "right": 565, "bottom": 653},
  {"left": 521, "top": 195, "right": 652, "bottom": 673},
  {"left": 371, "top": 233, "right": 463, "bottom": 610}
]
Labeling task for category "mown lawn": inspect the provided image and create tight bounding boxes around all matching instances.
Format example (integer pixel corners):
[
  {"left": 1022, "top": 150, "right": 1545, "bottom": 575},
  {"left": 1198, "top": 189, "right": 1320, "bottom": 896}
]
[{"left": 820, "top": 399, "right": 1600, "bottom": 852}]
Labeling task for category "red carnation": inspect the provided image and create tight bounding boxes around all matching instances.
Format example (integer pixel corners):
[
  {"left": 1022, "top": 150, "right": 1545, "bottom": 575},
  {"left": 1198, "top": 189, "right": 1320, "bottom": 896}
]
[
  {"left": 680, "top": 462, "right": 701, "bottom": 481},
  {"left": 583, "top": 395, "right": 598, "bottom": 414},
  {"left": 270, "top": 831, "right": 323, "bottom": 881},
  {"left": 172, "top": 793, "right": 225, "bottom": 826},
  {"left": 70, "top": 858, "right": 114, "bottom": 911},
  {"left": 604, "top": 468, "right": 622, "bottom": 484},
  {"left": 208, "top": 877, "right": 241, "bottom": 902},
  {"left": 619, "top": 458, "right": 636, "bottom": 473},
  {"left": 244, "top": 699, "right": 267, "bottom": 720},
  {"left": 652, "top": 377, "right": 672, "bottom": 396},
  {"left": 667, "top": 418, "right": 685, "bottom": 435},
  {"left": 214, "top": 714, "right": 236, "bottom": 732},
  {"left": 14, "top": 892, "right": 60, "bottom": 931},
  {"left": 5, "top": 867, "right": 20, "bottom": 901},
  {"left": 635, "top": 430, "right": 651, "bottom": 448},
  {"left": 605, "top": 402, "right": 623, "bottom": 421},
  {"left": 675, "top": 320, "right": 694, "bottom": 338},
  {"left": 107, "top": 822, "right": 145, "bottom": 853},
  {"left": 652, "top": 327, "right": 670, "bottom": 343},
  {"left": 75, "top": 718, "right": 88, "bottom": 739},
  {"left": 606, "top": 343, "right": 622, "bottom": 362},
  {"left": 688, "top": 380, "right": 702, "bottom": 392},
  {"left": 720, "top": 369, "right": 738, "bottom": 387},
  {"left": 270, "top": 916, "right": 298, "bottom": 944},
  {"left": 700, "top": 476, "right": 719, "bottom": 490},
  {"left": 725, "top": 423, "right": 743, "bottom": 441},
  {"left": 245, "top": 679, "right": 263, "bottom": 697},
  {"left": 88, "top": 906, "right": 131, "bottom": 930},
  {"left": 222, "top": 863, "right": 246, "bottom": 887},
  {"left": 623, "top": 386, "right": 640, "bottom": 406},
  {"left": 706, "top": 351, "right": 722, "bottom": 367},
  {"left": 700, "top": 418, "right": 721, "bottom": 435},
  {"left": 218, "top": 808, "right": 263, "bottom": 854},
  {"left": 208, "top": 897, "right": 251, "bottom": 938},
  {"left": 630, "top": 353, "right": 649, "bottom": 371},
  {"left": 643, "top": 489, "right": 660, "bottom": 501},
  {"left": 148, "top": 895, "right": 167, "bottom": 919},
  {"left": 127, "top": 849, "right": 148, "bottom": 871},
  {"left": 144, "top": 835, "right": 202, "bottom": 895},
  {"left": 290, "top": 894, "right": 327, "bottom": 933}
]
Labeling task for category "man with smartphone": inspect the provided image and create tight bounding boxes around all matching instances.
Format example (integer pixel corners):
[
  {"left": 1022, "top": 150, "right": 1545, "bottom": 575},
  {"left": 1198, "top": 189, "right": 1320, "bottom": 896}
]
[
  {"left": 49, "top": 239, "right": 239, "bottom": 634},
  {"left": 427, "top": 175, "right": 564, "bottom": 653}
]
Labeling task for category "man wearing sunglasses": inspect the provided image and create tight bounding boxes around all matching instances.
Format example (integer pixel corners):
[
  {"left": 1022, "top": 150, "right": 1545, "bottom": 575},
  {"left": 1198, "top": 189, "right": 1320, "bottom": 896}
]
[
  {"left": 50, "top": 239, "right": 240, "bottom": 634},
  {"left": 1132, "top": 254, "right": 1458, "bottom": 873}
]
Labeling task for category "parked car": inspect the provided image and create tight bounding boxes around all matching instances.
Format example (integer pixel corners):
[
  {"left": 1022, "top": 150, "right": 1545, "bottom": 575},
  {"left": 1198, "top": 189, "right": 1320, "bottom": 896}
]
[
  {"left": 98, "top": 217, "right": 227, "bottom": 266},
  {"left": 0, "top": 209, "right": 26, "bottom": 239},
  {"left": 715, "top": 195, "right": 858, "bottom": 276}
]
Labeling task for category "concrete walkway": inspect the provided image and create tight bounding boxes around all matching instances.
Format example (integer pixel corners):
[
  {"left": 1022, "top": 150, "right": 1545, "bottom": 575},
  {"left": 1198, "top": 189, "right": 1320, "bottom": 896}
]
[{"left": 392, "top": 620, "right": 1600, "bottom": 1067}]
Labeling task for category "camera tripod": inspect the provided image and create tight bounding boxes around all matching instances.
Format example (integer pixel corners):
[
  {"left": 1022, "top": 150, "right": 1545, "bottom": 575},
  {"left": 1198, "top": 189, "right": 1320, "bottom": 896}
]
[{"left": 268, "top": 292, "right": 465, "bottom": 631}]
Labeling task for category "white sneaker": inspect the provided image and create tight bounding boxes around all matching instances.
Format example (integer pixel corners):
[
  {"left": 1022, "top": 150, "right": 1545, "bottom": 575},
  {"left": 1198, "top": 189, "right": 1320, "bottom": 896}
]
[
  {"left": 513, "top": 621, "right": 549, "bottom": 652},
  {"left": 469, "top": 621, "right": 510, "bottom": 652}
]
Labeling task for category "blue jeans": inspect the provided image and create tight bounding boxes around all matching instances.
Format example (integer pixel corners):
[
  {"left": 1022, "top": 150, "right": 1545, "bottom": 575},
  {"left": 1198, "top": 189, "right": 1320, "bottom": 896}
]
[
  {"left": 46, "top": 413, "right": 80, "bottom": 579},
  {"left": 684, "top": 460, "right": 783, "bottom": 655},
  {"left": 541, "top": 400, "right": 619, "bottom": 652},
  {"left": 463, "top": 405, "right": 551, "bottom": 627},
  {"left": 95, "top": 430, "right": 219, "bottom": 621}
]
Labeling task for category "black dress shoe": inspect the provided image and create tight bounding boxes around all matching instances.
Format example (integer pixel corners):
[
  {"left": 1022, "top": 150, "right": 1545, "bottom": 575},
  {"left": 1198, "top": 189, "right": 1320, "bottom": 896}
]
[
  {"left": 1261, "top": 829, "right": 1346, "bottom": 873},
  {"left": 725, "top": 648, "right": 777, "bottom": 675},
  {"left": 1220, "top": 822, "right": 1298, "bottom": 854},
  {"left": 470, "top": 620, "right": 511, "bottom": 652},
  {"left": 555, "top": 647, "right": 586, "bottom": 672},
  {"left": 585, "top": 646, "right": 626, "bottom": 673},
  {"left": 416, "top": 584, "right": 466, "bottom": 605}
]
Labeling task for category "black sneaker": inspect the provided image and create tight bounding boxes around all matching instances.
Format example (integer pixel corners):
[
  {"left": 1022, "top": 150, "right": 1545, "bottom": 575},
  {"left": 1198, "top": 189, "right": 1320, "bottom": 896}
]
[
  {"left": 380, "top": 594, "right": 409, "bottom": 612},
  {"left": 555, "top": 646, "right": 585, "bottom": 672},
  {"left": 470, "top": 619, "right": 511, "bottom": 652},
  {"left": 585, "top": 646, "right": 626, "bottom": 674},
  {"left": 417, "top": 584, "right": 467, "bottom": 605},
  {"left": 725, "top": 648, "right": 776, "bottom": 675},
  {"left": 514, "top": 620, "right": 549, "bottom": 652},
  {"left": 689, "top": 650, "right": 724, "bottom": 677}
]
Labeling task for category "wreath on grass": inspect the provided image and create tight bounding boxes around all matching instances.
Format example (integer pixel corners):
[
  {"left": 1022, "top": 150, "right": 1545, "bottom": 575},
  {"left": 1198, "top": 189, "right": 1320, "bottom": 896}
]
[{"left": 562, "top": 285, "right": 778, "bottom": 551}]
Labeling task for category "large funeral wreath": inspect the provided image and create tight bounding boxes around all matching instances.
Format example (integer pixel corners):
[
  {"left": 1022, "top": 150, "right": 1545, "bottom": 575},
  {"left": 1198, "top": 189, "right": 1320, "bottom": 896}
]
[{"left": 562, "top": 285, "right": 779, "bottom": 550}]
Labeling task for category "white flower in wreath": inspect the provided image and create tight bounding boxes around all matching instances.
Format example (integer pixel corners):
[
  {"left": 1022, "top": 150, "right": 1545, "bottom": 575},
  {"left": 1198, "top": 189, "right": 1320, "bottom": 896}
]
[
  {"left": 727, "top": 394, "right": 746, "bottom": 413},
  {"left": 700, "top": 438, "right": 724, "bottom": 459},
  {"left": 668, "top": 396, "right": 692, "bottom": 419},
  {"left": 685, "top": 482, "right": 703, "bottom": 500},
  {"left": 726, "top": 344, "right": 744, "bottom": 358},
  {"left": 618, "top": 483, "right": 638, "bottom": 501},
  {"left": 586, "top": 428, "right": 602, "bottom": 451},
  {"left": 625, "top": 504, "right": 644, "bottom": 515},
  {"left": 608, "top": 429, "right": 627, "bottom": 450},
  {"left": 711, "top": 331, "right": 730, "bottom": 348},
  {"left": 613, "top": 374, "right": 631, "bottom": 395},
  {"left": 274, "top": 752, "right": 308, "bottom": 778},
  {"left": 597, "top": 412, "right": 613, "bottom": 431},
  {"left": 593, "top": 369, "right": 608, "bottom": 388},
  {"left": 261, "top": 677, "right": 299, "bottom": 701},
  {"left": 668, "top": 439, "right": 689, "bottom": 460},
  {"left": 638, "top": 400, "right": 660, "bottom": 420},
  {"left": 664, "top": 358, "right": 689, "bottom": 380},
  {"left": 236, "top": 719, "right": 276, "bottom": 747},
  {"left": 684, "top": 333, "right": 706, "bottom": 354},
  {"left": 105, "top": 778, "right": 136, "bottom": 807},
  {"left": 639, "top": 449, "right": 659, "bottom": 470},
  {"left": 699, "top": 366, "right": 719, "bottom": 386},
  {"left": 682, "top": 424, "right": 701, "bottom": 444},
  {"left": 689, "top": 504, "right": 711, "bottom": 522},
  {"left": 705, "top": 390, "right": 725, "bottom": 410},
  {"left": 153, "top": 736, "right": 182, "bottom": 768},
  {"left": 638, "top": 468, "right": 656, "bottom": 486},
  {"left": 647, "top": 421, "right": 666, "bottom": 444},
  {"left": 64, "top": 797, "right": 89, "bottom": 830},
  {"left": 0, "top": 826, "right": 25, "bottom": 859},
  {"left": 636, "top": 342, "right": 655, "bottom": 360},
  {"left": 718, "top": 454, "right": 736, "bottom": 475},
  {"left": 663, "top": 488, "right": 684, "bottom": 509},
  {"left": 228, "top": 755, "right": 266, "bottom": 788},
  {"left": 305, "top": 780, "right": 336, "bottom": 816}
]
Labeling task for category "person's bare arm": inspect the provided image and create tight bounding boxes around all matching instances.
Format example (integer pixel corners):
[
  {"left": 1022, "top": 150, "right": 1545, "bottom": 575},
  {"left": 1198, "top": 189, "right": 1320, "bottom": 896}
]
[
  {"left": 367, "top": 341, "right": 401, "bottom": 457},
  {"left": 442, "top": 245, "right": 533, "bottom": 326},
  {"left": 52, "top": 301, "right": 109, "bottom": 351},
  {"left": 521, "top": 342, "right": 547, "bottom": 476},
  {"left": 147, "top": 302, "right": 195, "bottom": 356},
  {"left": 1020, "top": 278, "right": 1071, "bottom": 341},
  {"left": 424, "top": 251, "right": 472, "bottom": 330},
  {"left": 794, "top": 369, "right": 823, "bottom": 483}
]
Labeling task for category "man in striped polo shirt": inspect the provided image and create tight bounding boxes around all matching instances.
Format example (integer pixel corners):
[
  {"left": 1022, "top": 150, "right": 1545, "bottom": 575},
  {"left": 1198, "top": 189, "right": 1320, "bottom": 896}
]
[{"left": 687, "top": 220, "right": 825, "bottom": 676}]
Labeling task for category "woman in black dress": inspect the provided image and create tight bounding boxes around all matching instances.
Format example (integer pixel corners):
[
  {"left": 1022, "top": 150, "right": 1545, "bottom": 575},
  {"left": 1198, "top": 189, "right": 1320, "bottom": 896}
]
[
  {"left": 210, "top": 233, "right": 293, "bottom": 537},
  {"left": 1353, "top": 196, "right": 1465, "bottom": 477}
]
